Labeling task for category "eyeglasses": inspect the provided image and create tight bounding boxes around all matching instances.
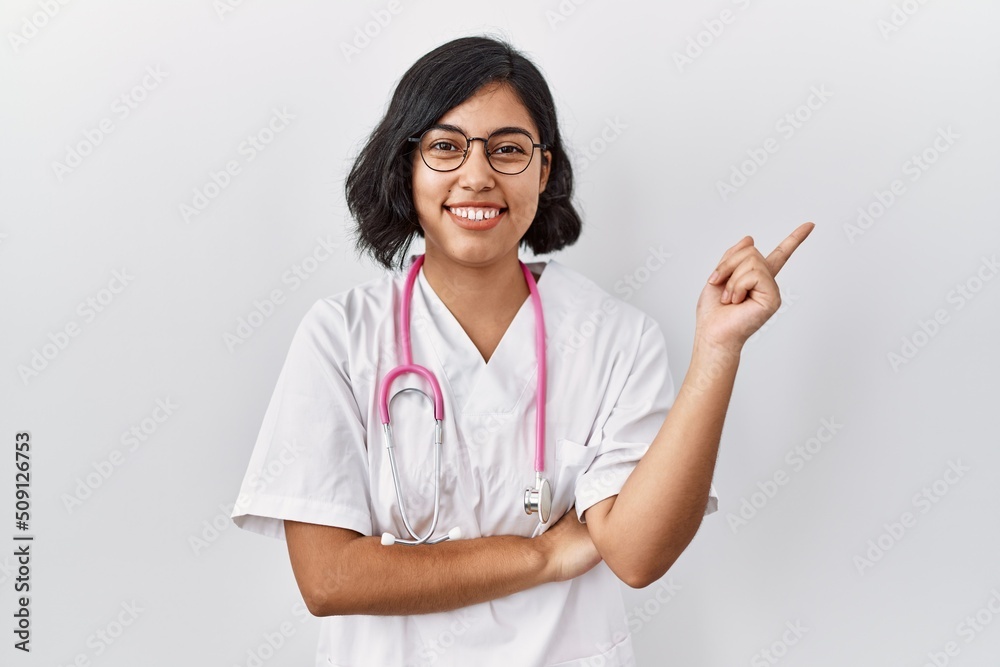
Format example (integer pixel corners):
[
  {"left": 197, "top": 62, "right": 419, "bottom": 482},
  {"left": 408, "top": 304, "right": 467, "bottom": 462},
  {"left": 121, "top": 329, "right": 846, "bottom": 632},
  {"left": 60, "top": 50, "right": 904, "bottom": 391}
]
[{"left": 408, "top": 126, "right": 548, "bottom": 175}]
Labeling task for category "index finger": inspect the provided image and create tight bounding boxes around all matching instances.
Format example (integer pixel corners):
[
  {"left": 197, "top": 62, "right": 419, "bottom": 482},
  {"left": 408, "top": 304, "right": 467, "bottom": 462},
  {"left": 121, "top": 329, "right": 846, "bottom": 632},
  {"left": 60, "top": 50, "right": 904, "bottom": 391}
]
[{"left": 766, "top": 222, "right": 815, "bottom": 277}]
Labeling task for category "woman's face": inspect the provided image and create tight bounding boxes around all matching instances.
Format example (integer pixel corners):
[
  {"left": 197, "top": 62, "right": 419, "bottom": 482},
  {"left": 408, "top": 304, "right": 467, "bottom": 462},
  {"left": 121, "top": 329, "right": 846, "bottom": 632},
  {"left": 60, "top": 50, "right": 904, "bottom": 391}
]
[{"left": 410, "top": 82, "right": 551, "bottom": 271}]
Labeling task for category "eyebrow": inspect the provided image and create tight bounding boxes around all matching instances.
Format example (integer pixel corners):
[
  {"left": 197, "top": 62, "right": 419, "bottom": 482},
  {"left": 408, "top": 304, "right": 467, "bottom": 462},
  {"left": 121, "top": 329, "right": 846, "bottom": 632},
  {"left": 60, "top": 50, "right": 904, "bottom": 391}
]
[{"left": 430, "top": 123, "right": 535, "bottom": 139}]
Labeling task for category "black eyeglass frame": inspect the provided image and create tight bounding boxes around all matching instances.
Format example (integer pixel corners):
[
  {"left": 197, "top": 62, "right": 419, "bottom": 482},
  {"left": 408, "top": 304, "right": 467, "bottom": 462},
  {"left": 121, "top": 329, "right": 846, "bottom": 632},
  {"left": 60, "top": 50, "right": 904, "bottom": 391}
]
[{"left": 407, "top": 127, "right": 549, "bottom": 175}]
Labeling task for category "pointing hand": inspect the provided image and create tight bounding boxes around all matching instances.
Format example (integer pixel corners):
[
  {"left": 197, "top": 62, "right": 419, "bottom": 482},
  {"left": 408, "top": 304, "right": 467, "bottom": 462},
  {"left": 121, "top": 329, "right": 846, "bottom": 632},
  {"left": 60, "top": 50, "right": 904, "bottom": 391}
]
[{"left": 695, "top": 222, "right": 815, "bottom": 351}]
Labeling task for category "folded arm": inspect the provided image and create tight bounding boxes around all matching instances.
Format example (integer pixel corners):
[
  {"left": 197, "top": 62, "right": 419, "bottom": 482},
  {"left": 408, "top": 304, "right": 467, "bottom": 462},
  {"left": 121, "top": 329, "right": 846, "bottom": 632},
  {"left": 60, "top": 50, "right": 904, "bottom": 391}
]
[{"left": 285, "top": 505, "right": 597, "bottom": 616}]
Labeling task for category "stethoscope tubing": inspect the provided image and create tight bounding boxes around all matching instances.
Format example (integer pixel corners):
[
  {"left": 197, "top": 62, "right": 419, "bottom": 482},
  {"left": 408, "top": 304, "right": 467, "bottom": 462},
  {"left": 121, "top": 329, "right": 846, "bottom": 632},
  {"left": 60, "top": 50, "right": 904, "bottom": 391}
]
[
  {"left": 520, "top": 260, "right": 547, "bottom": 474},
  {"left": 377, "top": 254, "right": 549, "bottom": 544}
]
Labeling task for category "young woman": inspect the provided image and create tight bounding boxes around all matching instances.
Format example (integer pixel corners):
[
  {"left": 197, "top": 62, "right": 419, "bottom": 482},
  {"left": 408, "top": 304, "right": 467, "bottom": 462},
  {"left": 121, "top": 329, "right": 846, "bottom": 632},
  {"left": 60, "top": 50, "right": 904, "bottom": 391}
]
[{"left": 232, "top": 35, "right": 813, "bottom": 667}]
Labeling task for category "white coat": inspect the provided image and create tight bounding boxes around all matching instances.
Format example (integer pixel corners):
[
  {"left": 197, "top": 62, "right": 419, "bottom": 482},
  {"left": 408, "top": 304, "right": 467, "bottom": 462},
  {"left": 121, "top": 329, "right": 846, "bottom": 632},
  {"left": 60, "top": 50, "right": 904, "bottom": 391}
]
[{"left": 232, "top": 256, "right": 719, "bottom": 666}]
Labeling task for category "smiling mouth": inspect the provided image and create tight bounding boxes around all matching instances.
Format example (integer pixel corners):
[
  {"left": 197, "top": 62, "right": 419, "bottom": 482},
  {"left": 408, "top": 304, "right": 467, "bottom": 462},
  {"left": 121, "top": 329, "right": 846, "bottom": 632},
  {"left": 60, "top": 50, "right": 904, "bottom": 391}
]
[{"left": 444, "top": 206, "right": 507, "bottom": 221}]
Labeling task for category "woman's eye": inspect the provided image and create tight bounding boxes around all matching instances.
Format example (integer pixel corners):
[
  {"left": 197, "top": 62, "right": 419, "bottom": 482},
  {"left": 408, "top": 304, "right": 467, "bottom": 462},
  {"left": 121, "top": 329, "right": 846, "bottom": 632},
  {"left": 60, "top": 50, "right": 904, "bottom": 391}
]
[
  {"left": 430, "top": 141, "right": 460, "bottom": 151},
  {"left": 493, "top": 145, "right": 526, "bottom": 155}
]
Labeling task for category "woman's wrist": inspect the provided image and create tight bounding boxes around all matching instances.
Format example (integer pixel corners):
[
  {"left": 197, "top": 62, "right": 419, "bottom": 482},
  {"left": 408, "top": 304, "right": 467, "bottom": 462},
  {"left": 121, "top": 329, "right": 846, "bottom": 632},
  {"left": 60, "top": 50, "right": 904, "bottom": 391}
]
[{"left": 692, "top": 329, "right": 745, "bottom": 359}]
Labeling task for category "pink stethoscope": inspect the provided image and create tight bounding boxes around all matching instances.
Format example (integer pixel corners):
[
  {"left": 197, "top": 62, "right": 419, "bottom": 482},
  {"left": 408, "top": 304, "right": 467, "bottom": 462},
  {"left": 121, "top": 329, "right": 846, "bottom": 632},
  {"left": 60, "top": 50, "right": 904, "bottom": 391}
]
[{"left": 378, "top": 254, "right": 552, "bottom": 546}]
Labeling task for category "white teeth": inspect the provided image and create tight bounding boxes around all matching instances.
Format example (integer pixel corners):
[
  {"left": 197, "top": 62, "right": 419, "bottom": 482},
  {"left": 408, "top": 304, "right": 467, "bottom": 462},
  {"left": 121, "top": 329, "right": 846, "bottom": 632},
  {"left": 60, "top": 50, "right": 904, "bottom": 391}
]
[{"left": 449, "top": 207, "right": 501, "bottom": 220}]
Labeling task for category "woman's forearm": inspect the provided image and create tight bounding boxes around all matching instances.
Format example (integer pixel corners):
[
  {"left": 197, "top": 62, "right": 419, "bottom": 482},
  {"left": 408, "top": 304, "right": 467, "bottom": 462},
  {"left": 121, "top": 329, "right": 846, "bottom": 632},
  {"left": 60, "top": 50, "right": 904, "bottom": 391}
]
[{"left": 286, "top": 520, "right": 553, "bottom": 617}]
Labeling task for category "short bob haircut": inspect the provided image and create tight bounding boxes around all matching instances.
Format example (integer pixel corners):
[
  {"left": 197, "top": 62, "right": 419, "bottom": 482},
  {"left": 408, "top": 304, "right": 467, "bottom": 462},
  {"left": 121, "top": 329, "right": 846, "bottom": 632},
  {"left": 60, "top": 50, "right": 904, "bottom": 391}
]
[{"left": 346, "top": 35, "right": 582, "bottom": 271}]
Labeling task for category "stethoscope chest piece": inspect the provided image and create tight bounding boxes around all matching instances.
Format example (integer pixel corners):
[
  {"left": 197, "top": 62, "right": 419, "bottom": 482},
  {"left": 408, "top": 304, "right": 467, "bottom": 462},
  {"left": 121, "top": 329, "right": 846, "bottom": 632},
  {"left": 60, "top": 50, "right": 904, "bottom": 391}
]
[{"left": 524, "top": 473, "right": 551, "bottom": 524}]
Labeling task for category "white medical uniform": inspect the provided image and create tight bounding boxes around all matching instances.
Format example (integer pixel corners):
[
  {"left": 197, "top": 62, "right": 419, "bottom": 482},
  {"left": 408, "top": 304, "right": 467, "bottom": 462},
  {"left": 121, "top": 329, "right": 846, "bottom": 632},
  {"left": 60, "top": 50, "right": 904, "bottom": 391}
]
[{"left": 232, "top": 256, "right": 719, "bottom": 667}]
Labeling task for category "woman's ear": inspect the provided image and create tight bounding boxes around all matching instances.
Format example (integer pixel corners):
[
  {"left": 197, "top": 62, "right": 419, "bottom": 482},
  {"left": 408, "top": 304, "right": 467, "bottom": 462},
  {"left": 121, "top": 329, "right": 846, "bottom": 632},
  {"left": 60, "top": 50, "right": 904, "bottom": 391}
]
[{"left": 538, "top": 149, "right": 552, "bottom": 194}]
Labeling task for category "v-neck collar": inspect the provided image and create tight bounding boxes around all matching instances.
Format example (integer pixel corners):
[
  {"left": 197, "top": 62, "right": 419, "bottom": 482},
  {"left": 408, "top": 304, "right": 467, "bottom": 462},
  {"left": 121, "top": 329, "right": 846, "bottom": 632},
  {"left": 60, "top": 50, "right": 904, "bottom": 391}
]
[{"left": 412, "top": 259, "right": 549, "bottom": 416}]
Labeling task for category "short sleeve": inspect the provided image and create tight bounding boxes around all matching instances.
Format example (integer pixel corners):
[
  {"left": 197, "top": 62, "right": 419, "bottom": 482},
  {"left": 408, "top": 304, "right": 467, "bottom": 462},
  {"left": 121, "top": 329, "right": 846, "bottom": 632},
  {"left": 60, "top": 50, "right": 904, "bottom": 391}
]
[
  {"left": 230, "top": 299, "right": 373, "bottom": 540},
  {"left": 574, "top": 317, "right": 719, "bottom": 522}
]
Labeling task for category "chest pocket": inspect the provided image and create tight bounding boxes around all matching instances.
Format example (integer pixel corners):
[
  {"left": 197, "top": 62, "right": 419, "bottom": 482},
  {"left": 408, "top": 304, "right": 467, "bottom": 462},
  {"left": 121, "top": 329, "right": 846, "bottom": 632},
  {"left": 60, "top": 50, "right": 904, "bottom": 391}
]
[{"left": 549, "top": 438, "right": 600, "bottom": 519}]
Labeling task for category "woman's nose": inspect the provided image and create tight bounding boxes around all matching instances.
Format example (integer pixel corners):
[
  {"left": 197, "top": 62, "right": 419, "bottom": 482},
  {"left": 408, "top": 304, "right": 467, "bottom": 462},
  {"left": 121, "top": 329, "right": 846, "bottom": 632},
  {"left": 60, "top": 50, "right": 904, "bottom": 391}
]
[{"left": 456, "top": 138, "right": 496, "bottom": 187}]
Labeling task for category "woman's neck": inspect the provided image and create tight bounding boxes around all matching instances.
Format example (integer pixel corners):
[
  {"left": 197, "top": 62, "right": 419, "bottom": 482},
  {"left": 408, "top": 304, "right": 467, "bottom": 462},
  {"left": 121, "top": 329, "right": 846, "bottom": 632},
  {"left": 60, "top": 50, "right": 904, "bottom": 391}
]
[{"left": 420, "top": 248, "right": 532, "bottom": 362}]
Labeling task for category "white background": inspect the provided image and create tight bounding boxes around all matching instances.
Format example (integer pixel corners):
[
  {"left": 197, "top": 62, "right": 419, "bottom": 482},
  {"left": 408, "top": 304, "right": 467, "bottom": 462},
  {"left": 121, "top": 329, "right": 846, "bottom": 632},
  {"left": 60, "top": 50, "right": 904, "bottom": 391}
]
[{"left": 2, "top": 1, "right": 999, "bottom": 665}]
